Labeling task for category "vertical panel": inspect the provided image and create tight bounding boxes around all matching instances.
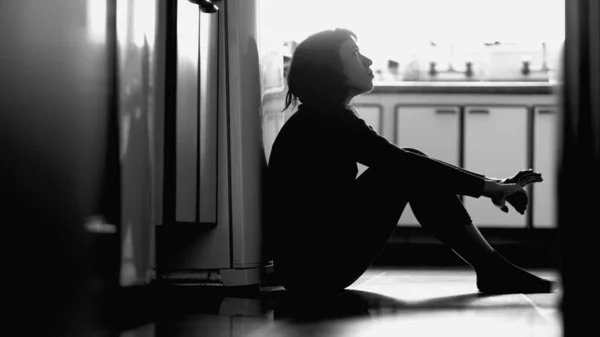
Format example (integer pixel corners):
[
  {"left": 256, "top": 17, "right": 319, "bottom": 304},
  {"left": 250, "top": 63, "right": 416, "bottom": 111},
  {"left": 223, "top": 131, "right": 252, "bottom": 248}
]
[
  {"left": 395, "top": 106, "right": 460, "bottom": 226},
  {"left": 463, "top": 106, "right": 528, "bottom": 227},
  {"left": 228, "top": 0, "right": 265, "bottom": 268},
  {"left": 198, "top": 11, "right": 218, "bottom": 223},
  {"left": 156, "top": 2, "right": 230, "bottom": 271},
  {"left": 176, "top": 0, "right": 199, "bottom": 222},
  {"left": 533, "top": 107, "right": 559, "bottom": 228},
  {"left": 153, "top": 0, "right": 167, "bottom": 226},
  {"left": 116, "top": 0, "right": 158, "bottom": 286}
]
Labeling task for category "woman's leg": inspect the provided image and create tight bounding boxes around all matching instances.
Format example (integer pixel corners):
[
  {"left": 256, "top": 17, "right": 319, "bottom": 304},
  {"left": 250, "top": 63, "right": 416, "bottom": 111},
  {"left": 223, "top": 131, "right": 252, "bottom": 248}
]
[
  {"left": 401, "top": 148, "right": 495, "bottom": 268},
  {"left": 280, "top": 150, "right": 483, "bottom": 294},
  {"left": 278, "top": 148, "right": 553, "bottom": 295},
  {"left": 404, "top": 148, "right": 553, "bottom": 294}
]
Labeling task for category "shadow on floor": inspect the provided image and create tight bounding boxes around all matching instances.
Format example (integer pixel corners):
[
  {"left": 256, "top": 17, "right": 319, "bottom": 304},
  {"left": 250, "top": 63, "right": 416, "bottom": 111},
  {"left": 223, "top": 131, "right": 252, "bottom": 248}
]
[
  {"left": 262, "top": 289, "right": 495, "bottom": 322},
  {"left": 104, "top": 276, "right": 559, "bottom": 336}
]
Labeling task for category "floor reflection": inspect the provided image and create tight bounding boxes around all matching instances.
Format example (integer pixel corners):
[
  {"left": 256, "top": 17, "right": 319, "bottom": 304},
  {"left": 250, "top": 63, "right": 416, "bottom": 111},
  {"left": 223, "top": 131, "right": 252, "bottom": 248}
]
[{"left": 112, "top": 268, "right": 560, "bottom": 337}]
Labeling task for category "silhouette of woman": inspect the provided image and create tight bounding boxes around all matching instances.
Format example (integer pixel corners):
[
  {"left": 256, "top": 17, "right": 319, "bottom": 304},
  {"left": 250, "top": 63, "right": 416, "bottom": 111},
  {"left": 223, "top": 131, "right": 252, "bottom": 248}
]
[{"left": 266, "top": 28, "right": 554, "bottom": 296}]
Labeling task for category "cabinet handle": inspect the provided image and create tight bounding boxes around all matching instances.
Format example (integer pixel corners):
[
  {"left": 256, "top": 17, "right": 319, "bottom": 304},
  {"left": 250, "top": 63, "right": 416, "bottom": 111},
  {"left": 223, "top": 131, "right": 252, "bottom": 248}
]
[
  {"left": 435, "top": 109, "right": 456, "bottom": 114},
  {"left": 538, "top": 109, "right": 555, "bottom": 114},
  {"left": 469, "top": 109, "right": 490, "bottom": 114}
]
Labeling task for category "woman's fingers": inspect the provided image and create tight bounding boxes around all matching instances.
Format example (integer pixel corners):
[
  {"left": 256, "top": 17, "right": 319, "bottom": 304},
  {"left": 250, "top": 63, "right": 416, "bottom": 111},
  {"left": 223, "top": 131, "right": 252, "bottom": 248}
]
[
  {"left": 494, "top": 198, "right": 510, "bottom": 213},
  {"left": 492, "top": 196, "right": 509, "bottom": 212},
  {"left": 509, "top": 170, "right": 543, "bottom": 187},
  {"left": 506, "top": 189, "right": 528, "bottom": 214},
  {"left": 520, "top": 175, "right": 543, "bottom": 186},
  {"left": 487, "top": 181, "right": 531, "bottom": 215}
]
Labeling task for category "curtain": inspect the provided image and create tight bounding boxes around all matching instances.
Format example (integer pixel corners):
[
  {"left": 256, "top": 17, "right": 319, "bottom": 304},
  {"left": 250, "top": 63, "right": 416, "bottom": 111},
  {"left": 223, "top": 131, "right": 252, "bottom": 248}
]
[{"left": 558, "top": 1, "right": 600, "bottom": 336}]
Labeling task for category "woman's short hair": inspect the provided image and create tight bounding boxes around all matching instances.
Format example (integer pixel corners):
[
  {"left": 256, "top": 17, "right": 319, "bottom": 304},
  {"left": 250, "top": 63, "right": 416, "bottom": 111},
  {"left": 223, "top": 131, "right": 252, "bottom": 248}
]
[{"left": 283, "top": 28, "right": 357, "bottom": 111}]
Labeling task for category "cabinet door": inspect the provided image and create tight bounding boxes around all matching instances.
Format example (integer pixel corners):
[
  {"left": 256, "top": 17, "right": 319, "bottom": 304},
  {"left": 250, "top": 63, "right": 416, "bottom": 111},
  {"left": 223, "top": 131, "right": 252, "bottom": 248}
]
[
  {"left": 463, "top": 106, "right": 528, "bottom": 227},
  {"left": 533, "top": 106, "right": 559, "bottom": 228},
  {"left": 395, "top": 106, "right": 461, "bottom": 226}
]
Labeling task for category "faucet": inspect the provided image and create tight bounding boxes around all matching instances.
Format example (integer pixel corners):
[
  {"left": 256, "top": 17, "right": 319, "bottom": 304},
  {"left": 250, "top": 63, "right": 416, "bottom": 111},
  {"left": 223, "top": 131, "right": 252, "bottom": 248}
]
[
  {"left": 429, "top": 61, "right": 438, "bottom": 77},
  {"left": 465, "top": 62, "right": 474, "bottom": 78},
  {"left": 521, "top": 60, "right": 531, "bottom": 76}
]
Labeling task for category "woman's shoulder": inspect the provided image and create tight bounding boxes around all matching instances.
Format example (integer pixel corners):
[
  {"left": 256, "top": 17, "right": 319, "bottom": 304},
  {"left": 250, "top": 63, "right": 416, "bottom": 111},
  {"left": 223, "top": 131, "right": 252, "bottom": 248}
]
[{"left": 277, "top": 104, "right": 361, "bottom": 135}]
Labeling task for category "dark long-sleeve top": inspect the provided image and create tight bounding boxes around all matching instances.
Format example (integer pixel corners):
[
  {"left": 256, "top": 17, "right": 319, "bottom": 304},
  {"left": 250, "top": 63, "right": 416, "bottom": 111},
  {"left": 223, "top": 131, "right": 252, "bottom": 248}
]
[{"left": 266, "top": 103, "right": 487, "bottom": 225}]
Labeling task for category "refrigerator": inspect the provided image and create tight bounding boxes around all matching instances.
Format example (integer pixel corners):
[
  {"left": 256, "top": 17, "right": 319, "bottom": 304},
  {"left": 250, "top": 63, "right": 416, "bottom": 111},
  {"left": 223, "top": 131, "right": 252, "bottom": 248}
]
[
  {"left": 1, "top": 0, "right": 269, "bottom": 335},
  {"left": 156, "top": 0, "right": 267, "bottom": 287}
]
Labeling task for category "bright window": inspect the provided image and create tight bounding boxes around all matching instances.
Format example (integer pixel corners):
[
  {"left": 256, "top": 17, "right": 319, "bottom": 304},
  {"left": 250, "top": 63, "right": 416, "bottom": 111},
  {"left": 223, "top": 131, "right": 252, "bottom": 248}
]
[{"left": 259, "top": 0, "right": 564, "bottom": 81}]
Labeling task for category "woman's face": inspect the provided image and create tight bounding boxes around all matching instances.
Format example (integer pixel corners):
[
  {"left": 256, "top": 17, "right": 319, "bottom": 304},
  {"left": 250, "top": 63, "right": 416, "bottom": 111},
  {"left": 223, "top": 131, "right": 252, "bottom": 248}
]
[{"left": 339, "top": 38, "right": 374, "bottom": 99}]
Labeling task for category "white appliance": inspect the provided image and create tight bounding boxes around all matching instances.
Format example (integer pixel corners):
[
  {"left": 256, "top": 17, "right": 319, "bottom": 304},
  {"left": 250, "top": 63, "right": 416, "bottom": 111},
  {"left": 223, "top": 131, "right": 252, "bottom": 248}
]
[{"left": 156, "top": 0, "right": 266, "bottom": 287}]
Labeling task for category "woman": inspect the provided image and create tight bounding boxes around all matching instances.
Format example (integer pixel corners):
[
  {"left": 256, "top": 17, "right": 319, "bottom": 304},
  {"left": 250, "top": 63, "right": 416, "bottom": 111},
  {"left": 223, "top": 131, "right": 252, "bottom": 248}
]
[{"left": 266, "top": 28, "right": 554, "bottom": 296}]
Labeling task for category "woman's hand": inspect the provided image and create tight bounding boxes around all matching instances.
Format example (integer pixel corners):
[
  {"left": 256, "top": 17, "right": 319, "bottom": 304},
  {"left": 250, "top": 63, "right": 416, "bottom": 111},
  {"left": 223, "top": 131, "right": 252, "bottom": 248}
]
[
  {"left": 500, "top": 169, "right": 542, "bottom": 214},
  {"left": 483, "top": 180, "right": 528, "bottom": 214},
  {"left": 500, "top": 168, "right": 543, "bottom": 187}
]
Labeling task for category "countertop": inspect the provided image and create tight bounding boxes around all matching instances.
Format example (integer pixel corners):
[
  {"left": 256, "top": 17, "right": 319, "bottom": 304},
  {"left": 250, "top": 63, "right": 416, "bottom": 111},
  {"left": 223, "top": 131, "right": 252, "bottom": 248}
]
[{"left": 372, "top": 81, "right": 557, "bottom": 95}]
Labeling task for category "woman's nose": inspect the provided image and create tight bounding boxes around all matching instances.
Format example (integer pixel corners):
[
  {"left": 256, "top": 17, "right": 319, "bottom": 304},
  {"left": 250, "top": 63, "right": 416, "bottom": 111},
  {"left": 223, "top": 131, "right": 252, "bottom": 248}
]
[{"left": 362, "top": 55, "right": 373, "bottom": 67}]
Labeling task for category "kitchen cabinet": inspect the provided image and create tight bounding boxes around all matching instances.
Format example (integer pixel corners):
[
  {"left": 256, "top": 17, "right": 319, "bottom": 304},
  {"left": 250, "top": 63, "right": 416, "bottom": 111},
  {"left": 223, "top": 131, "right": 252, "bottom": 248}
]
[
  {"left": 532, "top": 106, "right": 559, "bottom": 228},
  {"left": 395, "top": 105, "right": 461, "bottom": 226},
  {"left": 352, "top": 89, "right": 559, "bottom": 230},
  {"left": 463, "top": 106, "right": 528, "bottom": 227}
]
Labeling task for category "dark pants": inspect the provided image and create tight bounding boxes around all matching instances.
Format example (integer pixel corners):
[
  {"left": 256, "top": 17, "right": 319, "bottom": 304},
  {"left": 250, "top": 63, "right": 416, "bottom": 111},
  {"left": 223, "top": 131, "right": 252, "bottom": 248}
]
[{"left": 275, "top": 148, "right": 474, "bottom": 295}]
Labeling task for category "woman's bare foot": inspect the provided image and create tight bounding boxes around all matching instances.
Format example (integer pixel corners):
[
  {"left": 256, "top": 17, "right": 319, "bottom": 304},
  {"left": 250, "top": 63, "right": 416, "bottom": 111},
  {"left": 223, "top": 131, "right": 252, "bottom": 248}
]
[{"left": 476, "top": 251, "right": 554, "bottom": 294}]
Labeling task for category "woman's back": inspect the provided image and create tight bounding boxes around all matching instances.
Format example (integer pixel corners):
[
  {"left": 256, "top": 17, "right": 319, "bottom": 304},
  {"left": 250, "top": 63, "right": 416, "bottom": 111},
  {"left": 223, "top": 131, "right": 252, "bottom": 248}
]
[{"left": 267, "top": 104, "right": 360, "bottom": 220}]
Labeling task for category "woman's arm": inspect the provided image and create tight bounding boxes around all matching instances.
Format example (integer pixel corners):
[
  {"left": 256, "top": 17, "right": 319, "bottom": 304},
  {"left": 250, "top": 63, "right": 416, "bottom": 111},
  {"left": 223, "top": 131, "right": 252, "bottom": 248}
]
[
  {"left": 342, "top": 109, "right": 534, "bottom": 213},
  {"left": 342, "top": 111, "right": 488, "bottom": 197}
]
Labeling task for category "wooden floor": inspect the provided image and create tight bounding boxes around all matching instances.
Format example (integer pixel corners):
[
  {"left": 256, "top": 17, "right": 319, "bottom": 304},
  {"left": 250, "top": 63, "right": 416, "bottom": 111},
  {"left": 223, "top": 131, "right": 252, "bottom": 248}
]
[{"left": 117, "top": 267, "right": 561, "bottom": 337}]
